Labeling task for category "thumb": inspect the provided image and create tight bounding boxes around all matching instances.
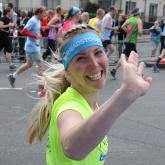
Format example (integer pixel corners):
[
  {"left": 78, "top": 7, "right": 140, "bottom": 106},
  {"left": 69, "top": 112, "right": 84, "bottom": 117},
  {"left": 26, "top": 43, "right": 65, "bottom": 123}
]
[{"left": 144, "top": 77, "right": 152, "bottom": 86}]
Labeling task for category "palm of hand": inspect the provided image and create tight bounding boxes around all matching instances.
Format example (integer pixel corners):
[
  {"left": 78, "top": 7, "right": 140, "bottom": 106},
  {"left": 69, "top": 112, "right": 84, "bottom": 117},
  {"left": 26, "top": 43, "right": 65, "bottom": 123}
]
[{"left": 121, "top": 51, "right": 152, "bottom": 97}]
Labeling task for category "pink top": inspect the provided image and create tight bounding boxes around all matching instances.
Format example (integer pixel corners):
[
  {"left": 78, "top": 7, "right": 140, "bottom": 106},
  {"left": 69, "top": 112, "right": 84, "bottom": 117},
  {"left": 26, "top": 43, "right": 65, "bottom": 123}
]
[{"left": 62, "top": 20, "right": 75, "bottom": 32}]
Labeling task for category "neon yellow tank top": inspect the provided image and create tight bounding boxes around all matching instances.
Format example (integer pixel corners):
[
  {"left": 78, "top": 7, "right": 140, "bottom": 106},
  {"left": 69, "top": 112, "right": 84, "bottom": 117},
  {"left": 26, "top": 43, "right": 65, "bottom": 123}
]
[
  {"left": 46, "top": 87, "right": 109, "bottom": 165},
  {"left": 89, "top": 17, "right": 103, "bottom": 36}
]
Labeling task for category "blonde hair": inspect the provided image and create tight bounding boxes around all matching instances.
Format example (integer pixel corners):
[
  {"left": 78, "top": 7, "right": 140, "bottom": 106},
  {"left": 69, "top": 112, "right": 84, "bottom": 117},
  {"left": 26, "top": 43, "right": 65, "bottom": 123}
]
[
  {"left": 154, "top": 20, "right": 160, "bottom": 25},
  {"left": 26, "top": 24, "right": 97, "bottom": 144}
]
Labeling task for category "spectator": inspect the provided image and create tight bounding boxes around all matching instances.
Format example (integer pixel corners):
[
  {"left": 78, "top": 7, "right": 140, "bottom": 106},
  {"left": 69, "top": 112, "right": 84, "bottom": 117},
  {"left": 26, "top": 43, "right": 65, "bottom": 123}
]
[
  {"left": 7, "top": 2, "right": 17, "bottom": 25},
  {"left": 81, "top": 12, "right": 89, "bottom": 24},
  {"left": 17, "top": 10, "right": 29, "bottom": 61},
  {"left": 117, "top": 14, "right": 127, "bottom": 58},
  {"left": 160, "top": 19, "right": 165, "bottom": 54},
  {"left": 149, "top": 21, "right": 161, "bottom": 62},
  {"left": 153, "top": 46, "right": 165, "bottom": 73}
]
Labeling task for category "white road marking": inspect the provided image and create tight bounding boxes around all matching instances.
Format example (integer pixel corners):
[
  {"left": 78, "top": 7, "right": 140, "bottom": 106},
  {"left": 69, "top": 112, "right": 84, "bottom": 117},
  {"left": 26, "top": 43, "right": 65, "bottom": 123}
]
[{"left": 0, "top": 87, "right": 23, "bottom": 90}]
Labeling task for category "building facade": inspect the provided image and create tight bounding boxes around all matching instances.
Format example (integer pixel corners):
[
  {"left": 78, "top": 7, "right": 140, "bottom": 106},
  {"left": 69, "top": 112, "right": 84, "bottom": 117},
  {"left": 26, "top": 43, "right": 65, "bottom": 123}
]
[
  {"left": 1, "top": 0, "right": 165, "bottom": 22},
  {"left": 115, "top": 0, "right": 165, "bottom": 22}
]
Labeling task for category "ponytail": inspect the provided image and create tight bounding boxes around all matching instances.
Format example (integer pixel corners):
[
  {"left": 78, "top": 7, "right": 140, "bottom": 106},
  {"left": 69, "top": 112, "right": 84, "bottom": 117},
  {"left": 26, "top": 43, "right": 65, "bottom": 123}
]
[{"left": 26, "top": 64, "right": 70, "bottom": 144}]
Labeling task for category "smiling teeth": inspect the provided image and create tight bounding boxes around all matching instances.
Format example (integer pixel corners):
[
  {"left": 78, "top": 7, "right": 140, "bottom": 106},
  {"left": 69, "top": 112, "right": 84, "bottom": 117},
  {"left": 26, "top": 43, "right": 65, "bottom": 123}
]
[{"left": 88, "top": 72, "right": 101, "bottom": 80}]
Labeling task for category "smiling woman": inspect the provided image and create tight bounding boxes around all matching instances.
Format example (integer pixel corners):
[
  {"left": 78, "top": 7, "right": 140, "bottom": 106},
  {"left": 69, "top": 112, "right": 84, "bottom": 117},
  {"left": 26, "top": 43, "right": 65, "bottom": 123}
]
[{"left": 26, "top": 24, "right": 152, "bottom": 165}]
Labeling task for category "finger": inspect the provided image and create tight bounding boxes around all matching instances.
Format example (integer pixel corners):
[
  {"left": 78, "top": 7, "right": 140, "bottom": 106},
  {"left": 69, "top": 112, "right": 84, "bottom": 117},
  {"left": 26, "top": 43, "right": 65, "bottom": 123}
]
[
  {"left": 128, "top": 51, "right": 138, "bottom": 64},
  {"left": 120, "top": 54, "right": 127, "bottom": 65},
  {"left": 128, "top": 51, "right": 139, "bottom": 66},
  {"left": 137, "top": 62, "right": 145, "bottom": 76}
]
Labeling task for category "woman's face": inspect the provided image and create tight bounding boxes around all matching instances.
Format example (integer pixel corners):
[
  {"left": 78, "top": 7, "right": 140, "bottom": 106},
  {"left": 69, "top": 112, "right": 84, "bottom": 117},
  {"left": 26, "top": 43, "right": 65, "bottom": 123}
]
[
  {"left": 154, "top": 22, "right": 160, "bottom": 27},
  {"left": 75, "top": 12, "right": 82, "bottom": 22},
  {"left": 66, "top": 46, "right": 109, "bottom": 94}
]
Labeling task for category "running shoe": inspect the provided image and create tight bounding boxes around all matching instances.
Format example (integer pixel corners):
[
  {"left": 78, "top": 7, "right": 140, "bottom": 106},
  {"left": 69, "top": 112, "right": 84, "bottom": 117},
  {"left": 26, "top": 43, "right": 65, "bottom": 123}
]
[
  {"left": 8, "top": 74, "right": 16, "bottom": 88},
  {"left": 110, "top": 69, "right": 116, "bottom": 79}
]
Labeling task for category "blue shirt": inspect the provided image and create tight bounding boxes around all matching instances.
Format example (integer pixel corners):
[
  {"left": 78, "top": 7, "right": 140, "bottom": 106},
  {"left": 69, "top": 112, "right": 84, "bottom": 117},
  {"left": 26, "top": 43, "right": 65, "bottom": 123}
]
[
  {"left": 150, "top": 26, "right": 161, "bottom": 44},
  {"left": 24, "top": 16, "right": 41, "bottom": 53},
  {"left": 101, "top": 13, "right": 114, "bottom": 40}
]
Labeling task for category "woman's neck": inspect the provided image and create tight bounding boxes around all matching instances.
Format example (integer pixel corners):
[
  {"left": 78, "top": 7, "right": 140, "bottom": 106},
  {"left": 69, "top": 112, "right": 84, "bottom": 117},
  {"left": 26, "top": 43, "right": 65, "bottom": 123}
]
[
  {"left": 83, "top": 92, "right": 98, "bottom": 110},
  {"left": 71, "top": 86, "right": 99, "bottom": 111}
]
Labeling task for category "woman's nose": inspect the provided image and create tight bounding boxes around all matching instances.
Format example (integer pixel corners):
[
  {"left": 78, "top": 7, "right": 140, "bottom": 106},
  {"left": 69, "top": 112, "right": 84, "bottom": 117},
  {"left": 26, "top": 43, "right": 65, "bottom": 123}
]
[{"left": 89, "top": 56, "right": 99, "bottom": 66}]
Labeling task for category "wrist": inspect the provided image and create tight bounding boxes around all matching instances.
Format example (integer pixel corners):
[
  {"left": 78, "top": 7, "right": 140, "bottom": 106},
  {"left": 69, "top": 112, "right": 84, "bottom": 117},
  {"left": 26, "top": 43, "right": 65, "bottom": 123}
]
[
  {"left": 118, "top": 84, "right": 139, "bottom": 103},
  {"left": 103, "top": 85, "right": 138, "bottom": 117}
]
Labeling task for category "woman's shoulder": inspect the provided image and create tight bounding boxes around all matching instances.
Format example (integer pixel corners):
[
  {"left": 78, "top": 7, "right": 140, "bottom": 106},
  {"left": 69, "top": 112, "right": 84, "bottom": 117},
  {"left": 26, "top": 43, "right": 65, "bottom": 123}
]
[
  {"left": 55, "top": 87, "right": 83, "bottom": 106},
  {"left": 52, "top": 87, "right": 93, "bottom": 118}
]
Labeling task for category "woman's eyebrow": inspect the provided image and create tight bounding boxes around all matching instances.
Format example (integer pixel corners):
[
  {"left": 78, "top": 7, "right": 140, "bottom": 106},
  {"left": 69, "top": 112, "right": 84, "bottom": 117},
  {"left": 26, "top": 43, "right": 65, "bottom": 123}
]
[
  {"left": 77, "top": 52, "right": 86, "bottom": 55},
  {"left": 77, "top": 47, "right": 103, "bottom": 56}
]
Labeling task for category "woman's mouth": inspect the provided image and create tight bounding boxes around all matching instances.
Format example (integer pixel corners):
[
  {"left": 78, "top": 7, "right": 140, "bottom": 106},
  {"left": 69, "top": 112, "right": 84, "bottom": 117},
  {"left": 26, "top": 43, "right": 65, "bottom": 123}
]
[{"left": 86, "top": 71, "right": 102, "bottom": 80}]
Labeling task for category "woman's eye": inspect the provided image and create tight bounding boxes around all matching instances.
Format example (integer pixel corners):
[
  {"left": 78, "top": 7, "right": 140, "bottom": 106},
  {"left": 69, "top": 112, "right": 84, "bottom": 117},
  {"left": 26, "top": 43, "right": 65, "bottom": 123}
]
[
  {"left": 95, "top": 50, "right": 104, "bottom": 56},
  {"left": 76, "top": 56, "right": 86, "bottom": 61}
]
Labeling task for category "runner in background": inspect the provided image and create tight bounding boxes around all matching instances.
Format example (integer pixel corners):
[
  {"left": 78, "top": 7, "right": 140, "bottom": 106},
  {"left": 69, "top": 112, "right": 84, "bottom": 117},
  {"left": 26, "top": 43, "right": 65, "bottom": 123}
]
[
  {"left": 62, "top": 6, "right": 81, "bottom": 32},
  {"left": 88, "top": 8, "right": 105, "bottom": 36},
  {"left": 101, "top": 6, "right": 118, "bottom": 57},
  {"left": 110, "top": 8, "right": 142, "bottom": 79},
  {"left": 41, "top": 9, "right": 55, "bottom": 60},
  {"left": 43, "top": 6, "right": 63, "bottom": 61},
  {"left": 8, "top": 7, "right": 46, "bottom": 88},
  {"left": 41, "top": 9, "right": 51, "bottom": 50}
]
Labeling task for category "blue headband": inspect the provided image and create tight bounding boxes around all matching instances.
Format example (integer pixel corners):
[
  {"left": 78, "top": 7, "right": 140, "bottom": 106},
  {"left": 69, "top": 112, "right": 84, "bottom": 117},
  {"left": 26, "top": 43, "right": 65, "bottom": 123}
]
[
  {"left": 61, "top": 32, "right": 103, "bottom": 70},
  {"left": 71, "top": 7, "right": 80, "bottom": 17}
]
